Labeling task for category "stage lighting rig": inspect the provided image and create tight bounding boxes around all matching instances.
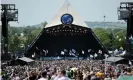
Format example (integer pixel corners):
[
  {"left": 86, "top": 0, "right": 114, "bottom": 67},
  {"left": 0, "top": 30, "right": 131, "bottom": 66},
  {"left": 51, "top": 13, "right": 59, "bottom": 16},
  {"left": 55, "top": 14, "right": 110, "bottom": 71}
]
[
  {"left": 118, "top": 2, "right": 133, "bottom": 20},
  {"left": 1, "top": 4, "right": 18, "bottom": 56},
  {"left": 118, "top": 2, "right": 133, "bottom": 58}
]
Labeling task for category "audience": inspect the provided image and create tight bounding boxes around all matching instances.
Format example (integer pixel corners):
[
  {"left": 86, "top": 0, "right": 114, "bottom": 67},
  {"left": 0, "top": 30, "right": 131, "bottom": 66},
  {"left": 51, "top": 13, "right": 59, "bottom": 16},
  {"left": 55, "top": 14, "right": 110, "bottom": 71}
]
[{"left": 1, "top": 60, "right": 133, "bottom": 80}]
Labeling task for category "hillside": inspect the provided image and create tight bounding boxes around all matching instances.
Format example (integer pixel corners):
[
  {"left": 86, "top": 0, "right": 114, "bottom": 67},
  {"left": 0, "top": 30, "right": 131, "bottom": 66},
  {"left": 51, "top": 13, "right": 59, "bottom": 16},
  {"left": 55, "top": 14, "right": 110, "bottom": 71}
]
[
  {"left": 85, "top": 21, "right": 127, "bottom": 29},
  {"left": 2, "top": 21, "right": 127, "bottom": 29}
]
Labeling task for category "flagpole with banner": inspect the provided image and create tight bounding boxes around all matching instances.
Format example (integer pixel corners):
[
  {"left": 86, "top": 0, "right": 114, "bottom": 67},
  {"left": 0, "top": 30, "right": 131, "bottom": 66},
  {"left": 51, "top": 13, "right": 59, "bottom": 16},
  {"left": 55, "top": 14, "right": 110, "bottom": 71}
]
[{"left": 104, "top": 54, "right": 108, "bottom": 74}]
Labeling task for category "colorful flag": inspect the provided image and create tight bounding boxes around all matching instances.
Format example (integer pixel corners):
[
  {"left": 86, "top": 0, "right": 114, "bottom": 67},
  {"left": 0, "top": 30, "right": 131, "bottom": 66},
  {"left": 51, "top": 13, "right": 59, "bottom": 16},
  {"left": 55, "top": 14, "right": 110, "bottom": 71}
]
[
  {"left": 98, "top": 50, "right": 102, "bottom": 54},
  {"left": 129, "top": 60, "right": 132, "bottom": 65},
  {"left": 90, "top": 55, "right": 93, "bottom": 58},
  {"left": 61, "top": 51, "right": 65, "bottom": 55},
  {"left": 94, "top": 53, "right": 98, "bottom": 57},
  {"left": 88, "top": 49, "right": 91, "bottom": 52},
  {"left": 82, "top": 50, "right": 84, "bottom": 54}
]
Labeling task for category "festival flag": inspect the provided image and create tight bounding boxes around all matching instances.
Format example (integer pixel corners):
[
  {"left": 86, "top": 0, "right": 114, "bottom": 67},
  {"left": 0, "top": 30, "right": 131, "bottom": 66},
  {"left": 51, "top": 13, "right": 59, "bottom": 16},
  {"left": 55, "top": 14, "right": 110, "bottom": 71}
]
[
  {"left": 72, "top": 51, "right": 77, "bottom": 57},
  {"left": 88, "top": 49, "right": 91, "bottom": 52},
  {"left": 82, "top": 50, "right": 84, "bottom": 54},
  {"left": 61, "top": 51, "right": 65, "bottom": 55},
  {"left": 22, "top": 53, "right": 25, "bottom": 57},
  {"left": 94, "top": 53, "right": 98, "bottom": 57},
  {"left": 46, "top": 50, "right": 48, "bottom": 53},
  {"left": 129, "top": 60, "right": 132, "bottom": 65},
  {"left": 64, "top": 49, "right": 67, "bottom": 52},
  {"left": 16, "top": 56, "right": 18, "bottom": 59},
  {"left": 129, "top": 35, "right": 133, "bottom": 40},
  {"left": 43, "top": 49, "right": 46, "bottom": 53},
  {"left": 69, "top": 51, "right": 72, "bottom": 56},
  {"left": 32, "top": 52, "right": 35, "bottom": 58},
  {"left": 72, "top": 53, "right": 77, "bottom": 57},
  {"left": 90, "top": 55, "right": 93, "bottom": 58},
  {"left": 130, "top": 35, "right": 133, "bottom": 44},
  {"left": 114, "top": 49, "right": 118, "bottom": 55},
  {"left": 119, "top": 50, "right": 126, "bottom": 56},
  {"left": 72, "top": 49, "right": 76, "bottom": 53},
  {"left": 98, "top": 50, "right": 102, "bottom": 54},
  {"left": 104, "top": 54, "right": 108, "bottom": 58},
  {"left": 36, "top": 47, "right": 39, "bottom": 50},
  {"left": 120, "top": 47, "right": 123, "bottom": 50}
]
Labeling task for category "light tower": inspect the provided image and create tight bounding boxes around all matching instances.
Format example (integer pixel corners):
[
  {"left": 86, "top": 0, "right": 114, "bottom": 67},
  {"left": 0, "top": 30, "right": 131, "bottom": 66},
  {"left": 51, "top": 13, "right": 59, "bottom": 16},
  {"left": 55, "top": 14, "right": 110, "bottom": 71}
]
[
  {"left": 118, "top": 2, "right": 133, "bottom": 58},
  {"left": 103, "top": 15, "right": 106, "bottom": 29},
  {"left": 1, "top": 4, "right": 18, "bottom": 60}
]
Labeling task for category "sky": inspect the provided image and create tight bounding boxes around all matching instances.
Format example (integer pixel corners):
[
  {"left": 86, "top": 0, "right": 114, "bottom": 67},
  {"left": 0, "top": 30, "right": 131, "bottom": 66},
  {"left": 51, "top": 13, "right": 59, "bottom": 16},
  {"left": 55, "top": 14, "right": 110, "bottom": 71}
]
[{"left": 1, "top": 0, "right": 133, "bottom": 26}]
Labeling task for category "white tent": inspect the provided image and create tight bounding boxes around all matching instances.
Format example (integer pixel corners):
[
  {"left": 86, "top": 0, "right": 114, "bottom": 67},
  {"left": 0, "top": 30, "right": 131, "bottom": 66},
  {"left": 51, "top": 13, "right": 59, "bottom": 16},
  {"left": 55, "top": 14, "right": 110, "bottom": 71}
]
[
  {"left": 45, "top": 0, "right": 88, "bottom": 28},
  {"left": 18, "top": 57, "right": 34, "bottom": 63},
  {"left": 104, "top": 57, "right": 124, "bottom": 62}
]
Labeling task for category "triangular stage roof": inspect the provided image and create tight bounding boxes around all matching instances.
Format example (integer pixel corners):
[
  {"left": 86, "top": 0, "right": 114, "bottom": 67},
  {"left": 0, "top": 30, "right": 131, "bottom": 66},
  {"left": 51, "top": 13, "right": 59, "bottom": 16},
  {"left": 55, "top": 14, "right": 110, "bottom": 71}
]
[{"left": 45, "top": 0, "right": 88, "bottom": 28}]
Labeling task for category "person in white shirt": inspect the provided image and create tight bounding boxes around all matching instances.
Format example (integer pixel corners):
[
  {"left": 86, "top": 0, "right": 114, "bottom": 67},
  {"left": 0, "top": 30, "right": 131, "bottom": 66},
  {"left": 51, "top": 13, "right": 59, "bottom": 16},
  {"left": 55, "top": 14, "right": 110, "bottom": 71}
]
[
  {"left": 15, "top": 76, "right": 20, "bottom": 80},
  {"left": 51, "top": 71, "right": 57, "bottom": 80},
  {"left": 57, "top": 70, "right": 71, "bottom": 80},
  {"left": 38, "top": 72, "right": 47, "bottom": 80}
]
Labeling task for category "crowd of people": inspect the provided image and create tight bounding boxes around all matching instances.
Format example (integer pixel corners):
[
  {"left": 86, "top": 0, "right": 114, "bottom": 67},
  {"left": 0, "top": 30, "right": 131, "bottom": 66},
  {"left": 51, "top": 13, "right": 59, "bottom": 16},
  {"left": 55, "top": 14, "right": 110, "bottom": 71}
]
[{"left": 1, "top": 60, "right": 133, "bottom": 80}]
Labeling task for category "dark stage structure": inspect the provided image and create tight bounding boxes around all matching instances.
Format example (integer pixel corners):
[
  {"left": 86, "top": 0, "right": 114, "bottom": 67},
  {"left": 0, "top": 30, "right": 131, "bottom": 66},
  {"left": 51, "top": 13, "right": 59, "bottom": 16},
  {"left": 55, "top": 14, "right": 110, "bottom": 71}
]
[
  {"left": 25, "top": 24, "right": 106, "bottom": 59},
  {"left": 118, "top": 2, "right": 133, "bottom": 59},
  {"left": 24, "top": 1, "right": 106, "bottom": 60},
  {"left": 1, "top": 4, "right": 18, "bottom": 60}
]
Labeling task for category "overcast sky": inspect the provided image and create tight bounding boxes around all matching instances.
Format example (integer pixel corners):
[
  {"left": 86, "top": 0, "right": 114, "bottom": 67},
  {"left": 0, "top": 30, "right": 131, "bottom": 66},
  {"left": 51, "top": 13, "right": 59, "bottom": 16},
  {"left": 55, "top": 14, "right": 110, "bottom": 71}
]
[{"left": 1, "top": 0, "right": 133, "bottom": 26}]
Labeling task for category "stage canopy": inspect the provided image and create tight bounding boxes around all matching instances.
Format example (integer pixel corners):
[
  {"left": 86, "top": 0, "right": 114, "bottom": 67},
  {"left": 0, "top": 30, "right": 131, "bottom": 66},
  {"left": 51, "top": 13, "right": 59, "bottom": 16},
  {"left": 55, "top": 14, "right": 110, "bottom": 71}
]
[{"left": 24, "top": 1, "right": 106, "bottom": 59}]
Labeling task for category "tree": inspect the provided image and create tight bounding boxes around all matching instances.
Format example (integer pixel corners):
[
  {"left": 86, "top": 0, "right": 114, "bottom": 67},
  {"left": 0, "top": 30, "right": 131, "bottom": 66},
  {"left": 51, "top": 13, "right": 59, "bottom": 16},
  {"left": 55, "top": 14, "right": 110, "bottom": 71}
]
[
  {"left": 93, "top": 28, "right": 111, "bottom": 48},
  {"left": 23, "top": 27, "right": 42, "bottom": 50},
  {"left": 8, "top": 35, "right": 21, "bottom": 53},
  {"left": 112, "top": 29, "right": 126, "bottom": 49},
  {"left": 41, "top": 21, "right": 48, "bottom": 28},
  {"left": 93, "top": 28, "right": 126, "bottom": 49},
  {"left": 8, "top": 26, "right": 22, "bottom": 53}
]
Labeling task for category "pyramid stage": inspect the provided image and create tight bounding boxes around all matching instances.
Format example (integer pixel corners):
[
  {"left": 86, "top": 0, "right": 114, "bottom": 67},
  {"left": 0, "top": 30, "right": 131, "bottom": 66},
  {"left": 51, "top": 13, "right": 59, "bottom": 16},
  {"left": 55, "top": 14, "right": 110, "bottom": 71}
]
[{"left": 24, "top": 1, "right": 106, "bottom": 60}]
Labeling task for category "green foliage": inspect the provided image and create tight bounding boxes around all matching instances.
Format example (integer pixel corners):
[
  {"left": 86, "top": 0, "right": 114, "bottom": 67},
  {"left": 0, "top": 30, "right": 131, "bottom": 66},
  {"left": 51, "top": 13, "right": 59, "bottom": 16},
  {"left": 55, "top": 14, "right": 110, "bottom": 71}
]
[
  {"left": 93, "top": 28, "right": 126, "bottom": 49},
  {"left": 41, "top": 21, "right": 48, "bottom": 28},
  {"left": 6, "top": 25, "right": 126, "bottom": 54},
  {"left": 93, "top": 28, "right": 111, "bottom": 47},
  {"left": 7, "top": 26, "right": 42, "bottom": 53},
  {"left": 8, "top": 35, "right": 21, "bottom": 52}
]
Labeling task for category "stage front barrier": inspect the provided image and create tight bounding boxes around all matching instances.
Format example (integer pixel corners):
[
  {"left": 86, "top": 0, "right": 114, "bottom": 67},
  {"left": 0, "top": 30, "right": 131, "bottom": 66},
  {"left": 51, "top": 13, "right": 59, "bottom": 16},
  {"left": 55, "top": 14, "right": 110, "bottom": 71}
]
[{"left": 39, "top": 57, "right": 87, "bottom": 60}]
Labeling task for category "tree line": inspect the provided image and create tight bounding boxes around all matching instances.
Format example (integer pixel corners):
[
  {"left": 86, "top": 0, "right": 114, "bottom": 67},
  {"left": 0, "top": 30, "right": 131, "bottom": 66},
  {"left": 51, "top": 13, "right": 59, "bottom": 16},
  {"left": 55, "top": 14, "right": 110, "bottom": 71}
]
[{"left": 1, "top": 26, "right": 126, "bottom": 54}]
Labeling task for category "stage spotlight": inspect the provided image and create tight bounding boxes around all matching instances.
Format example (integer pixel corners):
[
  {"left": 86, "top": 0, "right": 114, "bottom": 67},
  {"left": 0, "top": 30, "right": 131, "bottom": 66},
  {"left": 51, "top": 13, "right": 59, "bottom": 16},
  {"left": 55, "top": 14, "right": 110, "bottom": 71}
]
[{"left": 118, "top": 2, "right": 133, "bottom": 20}]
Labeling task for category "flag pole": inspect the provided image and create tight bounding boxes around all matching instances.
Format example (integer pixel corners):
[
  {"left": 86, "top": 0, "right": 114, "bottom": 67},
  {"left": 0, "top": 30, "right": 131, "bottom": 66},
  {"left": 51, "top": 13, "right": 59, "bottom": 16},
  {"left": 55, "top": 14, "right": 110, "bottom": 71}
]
[{"left": 104, "top": 55, "right": 107, "bottom": 74}]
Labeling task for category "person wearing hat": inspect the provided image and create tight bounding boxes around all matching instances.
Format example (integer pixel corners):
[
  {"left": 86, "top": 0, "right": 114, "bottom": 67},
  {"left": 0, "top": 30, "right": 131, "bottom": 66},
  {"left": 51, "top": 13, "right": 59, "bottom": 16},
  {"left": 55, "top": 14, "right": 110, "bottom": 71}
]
[
  {"left": 96, "top": 70, "right": 104, "bottom": 79},
  {"left": 90, "top": 71, "right": 100, "bottom": 80}
]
